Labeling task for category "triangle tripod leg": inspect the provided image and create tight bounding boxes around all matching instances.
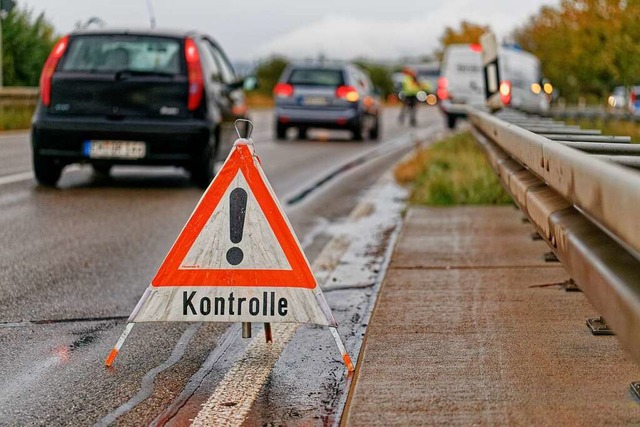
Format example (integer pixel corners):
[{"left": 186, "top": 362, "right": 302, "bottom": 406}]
[
  {"left": 105, "top": 322, "right": 135, "bottom": 367},
  {"left": 329, "top": 327, "right": 354, "bottom": 372},
  {"left": 264, "top": 322, "right": 272, "bottom": 343}
]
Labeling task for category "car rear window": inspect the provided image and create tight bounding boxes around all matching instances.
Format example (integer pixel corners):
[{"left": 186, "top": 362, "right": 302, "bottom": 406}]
[
  {"left": 59, "top": 35, "right": 183, "bottom": 74},
  {"left": 288, "top": 69, "right": 344, "bottom": 86}
]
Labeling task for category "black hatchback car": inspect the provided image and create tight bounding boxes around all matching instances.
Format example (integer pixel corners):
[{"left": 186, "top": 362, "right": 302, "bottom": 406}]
[
  {"left": 273, "top": 63, "right": 381, "bottom": 141},
  {"left": 31, "top": 29, "right": 254, "bottom": 187}
]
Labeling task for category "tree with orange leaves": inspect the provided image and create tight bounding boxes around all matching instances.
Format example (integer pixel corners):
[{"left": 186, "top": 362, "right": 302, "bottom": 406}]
[
  {"left": 513, "top": 0, "right": 640, "bottom": 102},
  {"left": 436, "top": 21, "right": 491, "bottom": 60}
]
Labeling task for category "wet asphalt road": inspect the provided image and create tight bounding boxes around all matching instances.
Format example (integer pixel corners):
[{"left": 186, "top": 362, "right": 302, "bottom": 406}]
[{"left": 0, "top": 107, "right": 444, "bottom": 426}]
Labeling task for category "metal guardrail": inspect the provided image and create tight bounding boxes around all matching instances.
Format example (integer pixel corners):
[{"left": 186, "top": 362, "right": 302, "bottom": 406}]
[
  {"left": 546, "top": 106, "right": 640, "bottom": 123},
  {"left": 468, "top": 106, "right": 640, "bottom": 366},
  {"left": 0, "top": 86, "right": 38, "bottom": 106}
]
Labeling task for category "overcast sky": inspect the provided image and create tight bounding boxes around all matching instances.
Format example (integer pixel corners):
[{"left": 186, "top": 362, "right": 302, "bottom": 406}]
[{"left": 22, "top": 0, "right": 560, "bottom": 62}]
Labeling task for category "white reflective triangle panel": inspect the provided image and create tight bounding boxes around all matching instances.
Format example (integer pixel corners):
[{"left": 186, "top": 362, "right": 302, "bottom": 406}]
[{"left": 180, "top": 171, "right": 291, "bottom": 271}]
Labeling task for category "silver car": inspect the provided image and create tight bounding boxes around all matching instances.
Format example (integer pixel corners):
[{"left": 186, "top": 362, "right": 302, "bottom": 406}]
[{"left": 273, "top": 63, "right": 381, "bottom": 141}]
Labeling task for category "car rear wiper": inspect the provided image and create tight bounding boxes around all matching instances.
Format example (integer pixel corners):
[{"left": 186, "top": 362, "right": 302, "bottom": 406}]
[{"left": 114, "top": 69, "right": 175, "bottom": 80}]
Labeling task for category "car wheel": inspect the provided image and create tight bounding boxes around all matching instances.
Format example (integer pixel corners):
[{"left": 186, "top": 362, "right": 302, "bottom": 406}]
[
  {"left": 369, "top": 116, "right": 380, "bottom": 140},
  {"left": 276, "top": 122, "right": 287, "bottom": 140},
  {"left": 446, "top": 114, "right": 457, "bottom": 130},
  {"left": 92, "top": 164, "right": 112, "bottom": 177},
  {"left": 190, "top": 134, "right": 217, "bottom": 189},
  {"left": 351, "top": 120, "right": 364, "bottom": 141},
  {"left": 297, "top": 127, "right": 308, "bottom": 140},
  {"left": 33, "top": 153, "right": 63, "bottom": 187}
]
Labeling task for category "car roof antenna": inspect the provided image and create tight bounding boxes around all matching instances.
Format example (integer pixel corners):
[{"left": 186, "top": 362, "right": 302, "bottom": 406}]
[{"left": 145, "top": 0, "right": 157, "bottom": 29}]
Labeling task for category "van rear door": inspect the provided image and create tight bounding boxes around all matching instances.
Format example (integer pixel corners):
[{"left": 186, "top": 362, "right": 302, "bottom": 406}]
[
  {"left": 441, "top": 46, "right": 485, "bottom": 106},
  {"left": 50, "top": 34, "right": 189, "bottom": 118},
  {"left": 499, "top": 48, "right": 548, "bottom": 111}
]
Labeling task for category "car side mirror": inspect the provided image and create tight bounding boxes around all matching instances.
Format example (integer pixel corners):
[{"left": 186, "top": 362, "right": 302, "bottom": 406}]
[{"left": 243, "top": 76, "right": 258, "bottom": 91}]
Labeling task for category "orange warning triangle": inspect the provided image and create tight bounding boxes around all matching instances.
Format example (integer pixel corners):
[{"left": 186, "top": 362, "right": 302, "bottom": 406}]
[
  {"left": 106, "top": 131, "right": 354, "bottom": 372},
  {"left": 151, "top": 141, "right": 316, "bottom": 289}
]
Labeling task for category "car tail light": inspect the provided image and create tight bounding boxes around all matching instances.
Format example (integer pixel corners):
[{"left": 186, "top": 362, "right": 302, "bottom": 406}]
[
  {"left": 336, "top": 85, "right": 359, "bottom": 102},
  {"left": 273, "top": 83, "right": 294, "bottom": 97},
  {"left": 39, "top": 35, "right": 69, "bottom": 107},
  {"left": 470, "top": 44, "right": 482, "bottom": 52},
  {"left": 437, "top": 77, "right": 449, "bottom": 100},
  {"left": 499, "top": 80, "right": 512, "bottom": 106},
  {"left": 184, "top": 38, "right": 204, "bottom": 111}
]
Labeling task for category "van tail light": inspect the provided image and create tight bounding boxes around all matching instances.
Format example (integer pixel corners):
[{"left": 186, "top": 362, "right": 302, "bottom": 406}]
[
  {"left": 437, "top": 77, "right": 449, "bottom": 100},
  {"left": 39, "top": 35, "right": 69, "bottom": 107},
  {"left": 499, "top": 80, "right": 512, "bottom": 106},
  {"left": 184, "top": 38, "right": 204, "bottom": 111},
  {"left": 273, "top": 83, "right": 294, "bottom": 97},
  {"left": 336, "top": 85, "right": 359, "bottom": 102}
]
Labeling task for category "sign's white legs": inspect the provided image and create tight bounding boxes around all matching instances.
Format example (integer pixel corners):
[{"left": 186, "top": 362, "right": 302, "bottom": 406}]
[
  {"left": 329, "top": 327, "right": 354, "bottom": 372},
  {"left": 105, "top": 322, "right": 135, "bottom": 367}
]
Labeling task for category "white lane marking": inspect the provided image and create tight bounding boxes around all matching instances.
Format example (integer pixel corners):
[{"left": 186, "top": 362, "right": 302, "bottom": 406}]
[
  {"left": 0, "top": 171, "right": 33, "bottom": 186},
  {"left": 190, "top": 324, "right": 298, "bottom": 427}
]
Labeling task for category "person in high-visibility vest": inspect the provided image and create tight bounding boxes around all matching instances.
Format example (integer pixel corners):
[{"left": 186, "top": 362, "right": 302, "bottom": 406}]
[{"left": 398, "top": 67, "right": 422, "bottom": 126}]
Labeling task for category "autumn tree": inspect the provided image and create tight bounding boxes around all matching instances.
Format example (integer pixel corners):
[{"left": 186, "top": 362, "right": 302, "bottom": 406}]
[
  {"left": 436, "top": 21, "right": 491, "bottom": 59},
  {"left": 513, "top": 0, "right": 640, "bottom": 102}
]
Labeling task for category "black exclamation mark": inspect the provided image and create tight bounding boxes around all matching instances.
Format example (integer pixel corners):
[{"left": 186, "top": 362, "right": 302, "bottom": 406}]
[{"left": 226, "top": 188, "right": 248, "bottom": 266}]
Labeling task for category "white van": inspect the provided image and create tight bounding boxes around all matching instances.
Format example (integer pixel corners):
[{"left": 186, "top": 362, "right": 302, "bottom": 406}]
[{"left": 437, "top": 44, "right": 550, "bottom": 128}]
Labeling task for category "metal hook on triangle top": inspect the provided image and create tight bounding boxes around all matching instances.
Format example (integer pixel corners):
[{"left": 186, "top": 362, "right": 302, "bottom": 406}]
[{"left": 234, "top": 119, "right": 254, "bottom": 140}]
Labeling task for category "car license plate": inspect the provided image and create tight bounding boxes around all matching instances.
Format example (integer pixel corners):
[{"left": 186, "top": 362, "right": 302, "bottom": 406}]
[
  {"left": 302, "top": 96, "right": 328, "bottom": 106},
  {"left": 83, "top": 140, "right": 146, "bottom": 159}
]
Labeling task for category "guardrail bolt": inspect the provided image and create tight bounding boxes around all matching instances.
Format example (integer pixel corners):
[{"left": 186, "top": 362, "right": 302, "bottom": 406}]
[
  {"left": 586, "top": 316, "right": 614, "bottom": 335},
  {"left": 563, "top": 279, "right": 581, "bottom": 292}
]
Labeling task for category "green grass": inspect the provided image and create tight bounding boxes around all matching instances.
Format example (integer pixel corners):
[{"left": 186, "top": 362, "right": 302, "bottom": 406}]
[
  {"left": 395, "top": 131, "right": 512, "bottom": 206},
  {"left": 0, "top": 105, "right": 35, "bottom": 131},
  {"left": 565, "top": 118, "right": 640, "bottom": 143}
]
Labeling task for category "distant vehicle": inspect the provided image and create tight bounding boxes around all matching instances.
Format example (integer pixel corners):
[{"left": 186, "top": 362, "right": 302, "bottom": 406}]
[
  {"left": 31, "top": 29, "right": 255, "bottom": 188},
  {"left": 629, "top": 86, "right": 640, "bottom": 115},
  {"left": 607, "top": 86, "right": 628, "bottom": 110},
  {"left": 437, "top": 44, "right": 550, "bottom": 129},
  {"left": 273, "top": 63, "right": 381, "bottom": 141}
]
